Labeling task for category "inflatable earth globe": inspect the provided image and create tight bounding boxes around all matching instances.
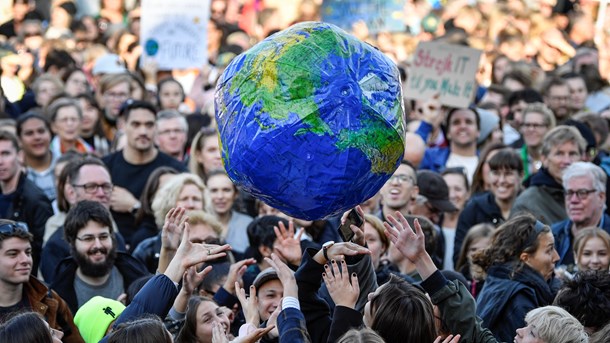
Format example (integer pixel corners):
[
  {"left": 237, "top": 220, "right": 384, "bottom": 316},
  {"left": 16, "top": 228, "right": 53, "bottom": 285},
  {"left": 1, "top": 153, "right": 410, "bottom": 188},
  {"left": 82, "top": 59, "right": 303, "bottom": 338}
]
[{"left": 215, "top": 21, "right": 405, "bottom": 220}]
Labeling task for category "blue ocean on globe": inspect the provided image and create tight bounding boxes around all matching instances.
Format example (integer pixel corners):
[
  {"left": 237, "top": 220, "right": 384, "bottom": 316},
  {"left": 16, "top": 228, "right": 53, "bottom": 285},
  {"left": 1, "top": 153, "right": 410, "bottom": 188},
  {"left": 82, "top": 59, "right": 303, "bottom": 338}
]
[{"left": 215, "top": 21, "right": 405, "bottom": 220}]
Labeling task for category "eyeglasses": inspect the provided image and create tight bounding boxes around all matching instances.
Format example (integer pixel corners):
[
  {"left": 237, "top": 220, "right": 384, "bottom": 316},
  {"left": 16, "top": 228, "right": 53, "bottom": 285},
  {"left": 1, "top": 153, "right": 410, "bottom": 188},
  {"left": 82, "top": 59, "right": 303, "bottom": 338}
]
[
  {"left": 75, "top": 232, "right": 111, "bottom": 243},
  {"left": 388, "top": 174, "right": 414, "bottom": 184},
  {"left": 564, "top": 189, "right": 597, "bottom": 200},
  {"left": 71, "top": 183, "right": 113, "bottom": 194},
  {"left": 0, "top": 222, "right": 28, "bottom": 234},
  {"left": 522, "top": 122, "right": 548, "bottom": 130}
]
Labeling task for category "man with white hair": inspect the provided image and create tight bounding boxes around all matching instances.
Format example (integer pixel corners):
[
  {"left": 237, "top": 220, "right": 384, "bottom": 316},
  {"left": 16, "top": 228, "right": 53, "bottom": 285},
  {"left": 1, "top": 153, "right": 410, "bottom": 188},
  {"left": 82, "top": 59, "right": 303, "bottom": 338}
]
[{"left": 551, "top": 161, "right": 610, "bottom": 267}]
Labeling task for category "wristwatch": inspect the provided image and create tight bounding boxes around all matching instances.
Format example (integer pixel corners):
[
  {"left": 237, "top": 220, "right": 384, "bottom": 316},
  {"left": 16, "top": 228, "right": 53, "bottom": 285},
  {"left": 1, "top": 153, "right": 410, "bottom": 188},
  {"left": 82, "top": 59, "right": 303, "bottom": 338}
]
[{"left": 322, "top": 241, "right": 335, "bottom": 262}]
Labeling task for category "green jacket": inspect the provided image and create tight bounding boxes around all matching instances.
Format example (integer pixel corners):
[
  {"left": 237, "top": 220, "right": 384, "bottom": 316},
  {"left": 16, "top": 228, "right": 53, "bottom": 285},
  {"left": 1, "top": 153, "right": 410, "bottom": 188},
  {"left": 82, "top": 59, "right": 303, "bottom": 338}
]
[{"left": 422, "top": 271, "right": 501, "bottom": 343}]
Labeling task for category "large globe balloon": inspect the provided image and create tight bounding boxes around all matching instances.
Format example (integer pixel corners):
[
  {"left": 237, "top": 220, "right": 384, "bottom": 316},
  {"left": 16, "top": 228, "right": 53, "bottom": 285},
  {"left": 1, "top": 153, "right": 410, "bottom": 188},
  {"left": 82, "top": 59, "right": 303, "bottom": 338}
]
[{"left": 215, "top": 21, "right": 405, "bottom": 220}]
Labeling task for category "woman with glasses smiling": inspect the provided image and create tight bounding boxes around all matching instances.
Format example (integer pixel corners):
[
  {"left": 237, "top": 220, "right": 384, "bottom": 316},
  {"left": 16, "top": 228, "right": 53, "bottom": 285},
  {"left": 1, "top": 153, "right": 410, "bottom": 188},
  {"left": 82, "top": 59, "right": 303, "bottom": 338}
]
[{"left": 453, "top": 149, "right": 524, "bottom": 266}]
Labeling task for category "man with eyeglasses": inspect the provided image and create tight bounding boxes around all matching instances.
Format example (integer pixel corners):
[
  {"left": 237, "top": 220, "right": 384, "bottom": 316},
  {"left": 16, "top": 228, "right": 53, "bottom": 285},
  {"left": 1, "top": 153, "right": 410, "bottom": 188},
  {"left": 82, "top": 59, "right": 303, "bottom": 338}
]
[
  {"left": 0, "top": 219, "right": 84, "bottom": 342},
  {"left": 102, "top": 101, "right": 187, "bottom": 246},
  {"left": 377, "top": 160, "right": 418, "bottom": 221},
  {"left": 0, "top": 130, "right": 52, "bottom": 277},
  {"left": 551, "top": 162, "right": 610, "bottom": 269},
  {"left": 50, "top": 200, "right": 148, "bottom": 315},
  {"left": 40, "top": 157, "right": 128, "bottom": 284},
  {"left": 155, "top": 110, "right": 188, "bottom": 162}
]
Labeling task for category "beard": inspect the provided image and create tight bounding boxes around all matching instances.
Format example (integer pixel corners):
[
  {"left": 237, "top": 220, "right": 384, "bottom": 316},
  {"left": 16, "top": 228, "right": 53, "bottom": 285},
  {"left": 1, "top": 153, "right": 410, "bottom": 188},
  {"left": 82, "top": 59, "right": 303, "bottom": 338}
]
[{"left": 72, "top": 244, "right": 117, "bottom": 277}]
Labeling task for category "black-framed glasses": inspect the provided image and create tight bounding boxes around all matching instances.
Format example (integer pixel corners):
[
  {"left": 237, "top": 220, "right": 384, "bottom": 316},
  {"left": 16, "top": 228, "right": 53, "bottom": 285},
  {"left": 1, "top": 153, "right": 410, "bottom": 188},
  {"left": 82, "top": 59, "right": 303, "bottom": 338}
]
[
  {"left": 0, "top": 222, "right": 28, "bottom": 234},
  {"left": 564, "top": 189, "right": 597, "bottom": 200},
  {"left": 75, "top": 232, "right": 111, "bottom": 244},
  {"left": 71, "top": 183, "right": 113, "bottom": 194}
]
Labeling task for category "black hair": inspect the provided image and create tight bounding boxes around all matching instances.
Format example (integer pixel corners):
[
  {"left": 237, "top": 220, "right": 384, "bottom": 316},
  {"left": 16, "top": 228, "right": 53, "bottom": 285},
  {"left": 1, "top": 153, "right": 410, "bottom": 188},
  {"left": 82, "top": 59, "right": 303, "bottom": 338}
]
[
  {"left": 0, "top": 312, "right": 53, "bottom": 343},
  {"left": 64, "top": 200, "right": 114, "bottom": 244},
  {"left": 119, "top": 100, "right": 157, "bottom": 122},
  {"left": 445, "top": 107, "right": 480, "bottom": 130},
  {"left": 507, "top": 88, "right": 543, "bottom": 107},
  {"left": 16, "top": 111, "right": 51, "bottom": 137},
  {"left": 43, "top": 49, "right": 76, "bottom": 73},
  {"left": 246, "top": 215, "right": 288, "bottom": 263},
  {"left": 553, "top": 270, "right": 610, "bottom": 331}
]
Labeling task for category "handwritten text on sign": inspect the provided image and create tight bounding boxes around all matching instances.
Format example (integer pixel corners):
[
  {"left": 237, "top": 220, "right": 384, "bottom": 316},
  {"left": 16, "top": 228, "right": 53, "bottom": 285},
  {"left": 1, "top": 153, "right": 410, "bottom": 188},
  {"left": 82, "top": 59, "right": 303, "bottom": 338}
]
[
  {"left": 140, "top": 0, "right": 210, "bottom": 70},
  {"left": 406, "top": 42, "right": 482, "bottom": 108}
]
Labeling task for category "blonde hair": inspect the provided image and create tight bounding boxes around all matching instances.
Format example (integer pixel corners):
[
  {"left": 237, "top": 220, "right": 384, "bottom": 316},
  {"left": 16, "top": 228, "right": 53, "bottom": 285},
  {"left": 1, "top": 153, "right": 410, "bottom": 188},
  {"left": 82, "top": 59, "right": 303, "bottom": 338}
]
[
  {"left": 524, "top": 306, "right": 588, "bottom": 343},
  {"left": 364, "top": 214, "right": 389, "bottom": 254},
  {"left": 573, "top": 227, "right": 610, "bottom": 268},
  {"left": 186, "top": 210, "right": 223, "bottom": 238},
  {"left": 151, "top": 173, "right": 208, "bottom": 227}
]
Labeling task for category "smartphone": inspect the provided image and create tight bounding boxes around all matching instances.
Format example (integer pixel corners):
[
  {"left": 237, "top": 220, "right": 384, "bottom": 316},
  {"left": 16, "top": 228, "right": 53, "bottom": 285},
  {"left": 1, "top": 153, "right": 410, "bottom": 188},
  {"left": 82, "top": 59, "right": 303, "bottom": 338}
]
[{"left": 338, "top": 209, "right": 364, "bottom": 242}]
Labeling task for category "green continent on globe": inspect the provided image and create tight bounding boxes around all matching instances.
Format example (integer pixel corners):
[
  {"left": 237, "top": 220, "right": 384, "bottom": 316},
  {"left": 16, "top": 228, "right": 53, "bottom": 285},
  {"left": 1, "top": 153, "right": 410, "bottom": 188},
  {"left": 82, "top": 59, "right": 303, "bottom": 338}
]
[{"left": 336, "top": 118, "right": 404, "bottom": 175}]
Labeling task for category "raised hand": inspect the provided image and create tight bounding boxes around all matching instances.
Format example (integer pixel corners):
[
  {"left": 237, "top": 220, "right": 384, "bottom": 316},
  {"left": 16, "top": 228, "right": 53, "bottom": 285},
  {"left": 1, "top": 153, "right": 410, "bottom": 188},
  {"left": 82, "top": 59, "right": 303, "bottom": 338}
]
[
  {"left": 265, "top": 253, "right": 297, "bottom": 298},
  {"left": 273, "top": 220, "right": 304, "bottom": 265},
  {"left": 161, "top": 207, "right": 188, "bottom": 251},
  {"left": 322, "top": 259, "right": 360, "bottom": 309},
  {"left": 384, "top": 212, "right": 425, "bottom": 263},
  {"left": 231, "top": 325, "right": 275, "bottom": 343},
  {"left": 434, "top": 334, "right": 461, "bottom": 343},
  {"left": 177, "top": 222, "right": 231, "bottom": 270},
  {"left": 183, "top": 265, "right": 212, "bottom": 295},
  {"left": 384, "top": 212, "right": 437, "bottom": 280},
  {"left": 236, "top": 283, "right": 260, "bottom": 326},
  {"left": 223, "top": 258, "right": 256, "bottom": 295}
]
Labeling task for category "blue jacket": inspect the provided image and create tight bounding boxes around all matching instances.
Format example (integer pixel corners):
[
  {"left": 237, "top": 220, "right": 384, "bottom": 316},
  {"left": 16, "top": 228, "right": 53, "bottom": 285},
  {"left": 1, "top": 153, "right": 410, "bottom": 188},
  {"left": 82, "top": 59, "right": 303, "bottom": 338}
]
[
  {"left": 476, "top": 263, "right": 558, "bottom": 342},
  {"left": 419, "top": 147, "right": 451, "bottom": 173},
  {"left": 99, "top": 274, "right": 179, "bottom": 342},
  {"left": 453, "top": 192, "right": 505, "bottom": 265},
  {"left": 277, "top": 307, "right": 311, "bottom": 343},
  {"left": 551, "top": 213, "right": 610, "bottom": 267}
]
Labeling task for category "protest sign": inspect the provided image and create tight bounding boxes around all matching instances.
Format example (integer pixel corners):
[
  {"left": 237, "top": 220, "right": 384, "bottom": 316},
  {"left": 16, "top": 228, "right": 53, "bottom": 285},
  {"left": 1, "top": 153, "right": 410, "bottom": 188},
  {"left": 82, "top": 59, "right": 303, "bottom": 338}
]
[
  {"left": 405, "top": 42, "right": 482, "bottom": 108},
  {"left": 140, "top": 0, "right": 210, "bottom": 70},
  {"left": 321, "top": 0, "right": 405, "bottom": 34}
]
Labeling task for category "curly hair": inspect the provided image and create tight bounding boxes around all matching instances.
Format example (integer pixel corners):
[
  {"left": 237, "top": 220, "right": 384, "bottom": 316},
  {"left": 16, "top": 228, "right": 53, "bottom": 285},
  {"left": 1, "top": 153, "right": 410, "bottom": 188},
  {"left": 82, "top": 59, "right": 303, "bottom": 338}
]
[
  {"left": 471, "top": 213, "right": 550, "bottom": 273},
  {"left": 554, "top": 270, "right": 610, "bottom": 331}
]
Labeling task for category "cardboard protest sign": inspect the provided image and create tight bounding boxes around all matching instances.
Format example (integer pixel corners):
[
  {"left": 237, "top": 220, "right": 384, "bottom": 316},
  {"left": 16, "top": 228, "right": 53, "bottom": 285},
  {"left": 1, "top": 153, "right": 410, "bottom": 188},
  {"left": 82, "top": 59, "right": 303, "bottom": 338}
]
[
  {"left": 405, "top": 42, "right": 482, "bottom": 108},
  {"left": 321, "top": 0, "right": 405, "bottom": 34},
  {"left": 140, "top": 0, "right": 210, "bottom": 70}
]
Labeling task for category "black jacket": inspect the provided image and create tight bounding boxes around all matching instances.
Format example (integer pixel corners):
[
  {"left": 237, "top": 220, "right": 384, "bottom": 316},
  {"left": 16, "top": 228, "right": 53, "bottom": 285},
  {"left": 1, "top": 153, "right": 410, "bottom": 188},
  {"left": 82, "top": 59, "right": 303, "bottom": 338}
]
[
  {"left": 475, "top": 263, "right": 558, "bottom": 342},
  {"left": 3, "top": 172, "right": 52, "bottom": 276},
  {"left": 50, "top": 252, "right": 150, "bottom": 314},
  {"left": 453, "top": 192, "right": 505, "bottom": 265},
  {"left": 41, "top": 226, "right": 128, "bottom": 283}
]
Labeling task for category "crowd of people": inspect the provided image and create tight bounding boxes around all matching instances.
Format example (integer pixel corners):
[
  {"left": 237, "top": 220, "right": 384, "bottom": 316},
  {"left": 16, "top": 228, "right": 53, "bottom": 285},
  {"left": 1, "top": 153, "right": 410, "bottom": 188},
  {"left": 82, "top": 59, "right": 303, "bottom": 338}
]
[{"left": 0, "top": 0, "right": 609, "bottom": 342}]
